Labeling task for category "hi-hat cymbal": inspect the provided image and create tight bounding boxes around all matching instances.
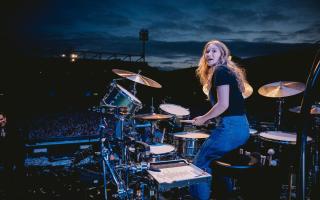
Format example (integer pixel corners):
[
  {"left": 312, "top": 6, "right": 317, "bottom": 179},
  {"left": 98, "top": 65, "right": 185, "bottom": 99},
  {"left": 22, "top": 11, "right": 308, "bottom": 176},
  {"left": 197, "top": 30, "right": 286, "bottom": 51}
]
[
  {"left": 112, "top": 69, "right": 162, "bottom": 88},
  {"left": 258, "top": 81, "right": 306, "bottom": 98},
  {"left": 243, "top": 82, "right": 253, "bottom": 99},
  {"left": 135, "top": 113, "right": 172, "bottom": 120},
  {"left": 289, "top": 105, "right": 320, "bottom": 115}
]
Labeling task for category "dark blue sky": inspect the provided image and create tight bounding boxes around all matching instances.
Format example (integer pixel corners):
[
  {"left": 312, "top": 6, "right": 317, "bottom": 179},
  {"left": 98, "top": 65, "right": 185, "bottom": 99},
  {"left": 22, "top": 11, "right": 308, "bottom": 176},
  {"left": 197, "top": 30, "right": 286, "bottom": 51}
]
[{"left": 5, "top": 0, "right": 320, "bottom": 70}]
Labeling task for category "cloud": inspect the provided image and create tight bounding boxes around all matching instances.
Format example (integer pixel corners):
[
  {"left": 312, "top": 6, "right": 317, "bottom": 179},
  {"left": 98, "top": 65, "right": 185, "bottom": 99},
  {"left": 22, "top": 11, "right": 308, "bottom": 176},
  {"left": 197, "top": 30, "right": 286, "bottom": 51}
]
[{"left": 202, "top": 25, "right": 233, "bottom": 34}]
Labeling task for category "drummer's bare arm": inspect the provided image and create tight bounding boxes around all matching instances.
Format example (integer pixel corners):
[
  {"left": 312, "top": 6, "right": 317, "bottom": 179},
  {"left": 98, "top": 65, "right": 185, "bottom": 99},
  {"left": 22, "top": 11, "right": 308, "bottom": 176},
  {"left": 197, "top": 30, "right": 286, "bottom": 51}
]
[{"left": 193, "top": 85, "right": 229, "bottom": 126}]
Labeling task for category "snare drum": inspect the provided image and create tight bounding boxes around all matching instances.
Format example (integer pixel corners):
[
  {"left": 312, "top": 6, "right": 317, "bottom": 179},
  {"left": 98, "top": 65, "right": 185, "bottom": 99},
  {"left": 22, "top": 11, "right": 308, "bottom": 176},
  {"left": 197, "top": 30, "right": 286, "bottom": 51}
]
[
  {"left": 102, "top": 84, "right": 142, "bottom": 114},
  {"left": 149, "top": 143, "right": 176, "bottom": 162},
  {"left": 173, "top": 131, "right": 209, "bottom": 158}
]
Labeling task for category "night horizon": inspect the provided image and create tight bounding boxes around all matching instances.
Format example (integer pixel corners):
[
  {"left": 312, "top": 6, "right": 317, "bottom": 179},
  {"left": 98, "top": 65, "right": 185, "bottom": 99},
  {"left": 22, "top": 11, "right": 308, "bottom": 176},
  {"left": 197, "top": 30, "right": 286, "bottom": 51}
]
[{"left": 3, "top": 0, "right": 320, "bottom": 69}]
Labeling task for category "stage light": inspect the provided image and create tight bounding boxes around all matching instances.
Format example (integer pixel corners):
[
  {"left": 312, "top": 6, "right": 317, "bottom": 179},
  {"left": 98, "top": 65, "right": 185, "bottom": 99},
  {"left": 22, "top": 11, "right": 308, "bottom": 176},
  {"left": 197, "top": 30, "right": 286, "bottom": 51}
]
[{"left": 70, "top": 53, "right": 78, "bottom": 58}]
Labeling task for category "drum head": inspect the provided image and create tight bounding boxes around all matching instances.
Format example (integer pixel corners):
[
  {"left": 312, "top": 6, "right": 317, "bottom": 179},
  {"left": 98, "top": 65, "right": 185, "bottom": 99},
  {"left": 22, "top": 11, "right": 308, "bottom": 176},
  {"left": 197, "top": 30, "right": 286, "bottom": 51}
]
[
  {"left": 117, "top": 84, "right": 142, "bottom": 105},
  {"left": 173, "top": 131, "right": 209, "bottom": 139},
  {"left": 149, "top": 143, "right": 175, "bottom": 155},
  {"left": 159, "top": 104, "right": 190, "bottom": 117},
  {"left": 259, "top": 131, "right": 312, "bottom": 144}
]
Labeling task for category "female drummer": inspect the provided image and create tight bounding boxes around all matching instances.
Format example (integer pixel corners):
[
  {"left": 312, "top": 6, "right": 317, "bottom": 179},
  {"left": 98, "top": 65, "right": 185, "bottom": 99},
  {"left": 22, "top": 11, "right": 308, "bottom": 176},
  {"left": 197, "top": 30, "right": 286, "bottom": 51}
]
[{"left": 190, "top": 40, "right": 250, "bottom": 200}]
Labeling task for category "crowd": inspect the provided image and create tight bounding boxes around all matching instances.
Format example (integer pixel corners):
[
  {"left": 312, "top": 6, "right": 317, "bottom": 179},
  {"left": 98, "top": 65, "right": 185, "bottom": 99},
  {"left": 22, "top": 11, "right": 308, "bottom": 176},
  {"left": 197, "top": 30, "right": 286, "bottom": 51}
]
[{"left": 27, "top": 111, "right": 101, "bottom": 141}]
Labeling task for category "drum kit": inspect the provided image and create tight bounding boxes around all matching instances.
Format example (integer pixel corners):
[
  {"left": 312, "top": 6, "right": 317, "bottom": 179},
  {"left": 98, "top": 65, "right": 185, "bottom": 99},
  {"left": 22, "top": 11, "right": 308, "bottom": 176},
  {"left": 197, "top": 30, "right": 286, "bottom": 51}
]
[
  {"left": 95, "top": 69, "right": 212, "bottom": 199},
  {"left": 251, "top": 81, "right": 320, "bottom": 200},
  {"left": 91, "top": 69, "right": 319, "bottom": 199}
]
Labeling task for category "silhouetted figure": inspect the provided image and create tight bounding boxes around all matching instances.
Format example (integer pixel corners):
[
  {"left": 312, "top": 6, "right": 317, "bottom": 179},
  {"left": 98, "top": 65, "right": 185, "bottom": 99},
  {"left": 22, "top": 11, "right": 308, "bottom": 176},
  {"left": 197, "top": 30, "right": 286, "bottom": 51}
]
[{"left": 0, "top": 111, "right": 26, "bottom": 199}]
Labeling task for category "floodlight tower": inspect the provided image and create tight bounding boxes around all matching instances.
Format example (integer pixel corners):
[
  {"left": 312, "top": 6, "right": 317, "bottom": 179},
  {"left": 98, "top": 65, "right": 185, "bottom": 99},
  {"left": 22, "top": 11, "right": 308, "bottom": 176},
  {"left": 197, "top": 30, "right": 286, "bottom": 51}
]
[{"left": 139, "top": 29, "right": 148, "bottom": 62}]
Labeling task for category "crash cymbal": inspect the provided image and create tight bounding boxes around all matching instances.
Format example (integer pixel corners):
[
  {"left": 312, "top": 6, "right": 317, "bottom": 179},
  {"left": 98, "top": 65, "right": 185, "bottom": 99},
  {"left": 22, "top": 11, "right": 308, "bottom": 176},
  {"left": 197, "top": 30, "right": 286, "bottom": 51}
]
[
  {"left": 112, "top": 69, "right": 162, "bottom": 88},
  {"left": 289, "top": 105, "right": 320, "bottom": 115},
  {"left": 243, "top": 82, "right": 253, "bottom": 99},
  {"left": 135, "top": 113, "right": 172, "bottom": 120},
  {"left": 258, "top": 81, "right": 306, "bottom": 98}
]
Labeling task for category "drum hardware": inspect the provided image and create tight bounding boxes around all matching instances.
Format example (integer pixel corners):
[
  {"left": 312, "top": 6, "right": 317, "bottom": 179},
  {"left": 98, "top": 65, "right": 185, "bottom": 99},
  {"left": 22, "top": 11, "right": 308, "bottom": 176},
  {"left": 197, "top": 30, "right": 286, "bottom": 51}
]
[
  {"left": 239, "top": 148, "right": 276, "bottom": 167},
  {"left": 258, "top": 81, "right": 306, "bottom": 131},
  {"left": 288, "top": 103, "right": 320, "bottom": 185},
  {"left": 258, "top": 130, "right": 313, "bottom": 200},
  {"left": 135, "top": 113, "right": 172, "bottom": 144},
  {"left": 96, "top": 72, "right": 173, "bottom": 200},
  {"left": 289, "top": 104, "right": 320, "bottom": 115}
]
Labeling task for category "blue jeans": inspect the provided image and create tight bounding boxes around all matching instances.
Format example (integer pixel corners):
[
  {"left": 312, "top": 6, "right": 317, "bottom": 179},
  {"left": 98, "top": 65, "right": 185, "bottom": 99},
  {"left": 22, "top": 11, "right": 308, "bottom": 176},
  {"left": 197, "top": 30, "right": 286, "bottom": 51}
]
[{"left": 190, "top": 115, "right": 249, "bottom": 200}]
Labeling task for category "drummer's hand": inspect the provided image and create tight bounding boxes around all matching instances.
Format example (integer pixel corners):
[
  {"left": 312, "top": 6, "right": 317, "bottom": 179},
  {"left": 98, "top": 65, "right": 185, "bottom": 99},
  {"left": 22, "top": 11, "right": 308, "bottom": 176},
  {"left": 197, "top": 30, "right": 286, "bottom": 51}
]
[{"left": 192, "top": 116, "right": 207, "bottom": 126}]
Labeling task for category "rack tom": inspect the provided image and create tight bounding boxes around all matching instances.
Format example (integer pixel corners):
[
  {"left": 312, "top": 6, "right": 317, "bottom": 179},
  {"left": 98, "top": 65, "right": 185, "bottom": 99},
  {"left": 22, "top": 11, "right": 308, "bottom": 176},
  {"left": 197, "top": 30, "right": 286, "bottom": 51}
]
[{"left": 102, "top": 84, "right": 142, "bottom": 114}]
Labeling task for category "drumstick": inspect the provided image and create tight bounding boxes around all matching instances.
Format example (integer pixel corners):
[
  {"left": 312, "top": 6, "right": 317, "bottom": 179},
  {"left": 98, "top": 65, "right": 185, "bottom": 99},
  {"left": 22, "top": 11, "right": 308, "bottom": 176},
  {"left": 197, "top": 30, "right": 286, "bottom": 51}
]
[{"left": 180, "top": 120, "right": 195, "bottom": 124}]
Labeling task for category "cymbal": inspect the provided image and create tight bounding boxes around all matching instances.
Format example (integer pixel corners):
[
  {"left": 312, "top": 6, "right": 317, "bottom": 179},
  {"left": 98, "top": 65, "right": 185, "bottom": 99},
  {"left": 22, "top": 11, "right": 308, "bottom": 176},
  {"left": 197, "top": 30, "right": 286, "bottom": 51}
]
[
  {"left": 112, "top": 69, "right": 162, "bottom": 88},
  {"left": 258, "top": 81, "right": 306, "bottom": 98},
  {"left": 135, "top": 113, "right": 172, "bottom": 120},
  {"left": 243, "top": 82, "right": 253, "bottom": 99},
  {"left": 289, "top": 105, "right": 320, "bottom": 115}
]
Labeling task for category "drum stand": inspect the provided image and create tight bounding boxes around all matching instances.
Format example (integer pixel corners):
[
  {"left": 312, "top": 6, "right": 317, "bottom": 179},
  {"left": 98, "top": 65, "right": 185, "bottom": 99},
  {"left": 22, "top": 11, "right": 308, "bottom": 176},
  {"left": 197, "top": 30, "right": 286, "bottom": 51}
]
[
  {"left": 275, "top": 98, "right": 285, "bottom": 131},
  {"left": 311, "top": 117, "right": 320, "bottom": 199},
  {"left": 99, "top": 110, "right": 134, "bottom": 200}
]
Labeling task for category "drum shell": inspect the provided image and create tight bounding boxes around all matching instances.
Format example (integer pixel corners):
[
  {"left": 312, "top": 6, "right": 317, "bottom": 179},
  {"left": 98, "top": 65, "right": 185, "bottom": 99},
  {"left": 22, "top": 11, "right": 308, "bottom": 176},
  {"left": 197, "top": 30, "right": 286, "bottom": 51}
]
[
  {"left": 258, "top": 131, "right": 313, "bottom": 168},
  {"left": 149, "top": 144, "right": 176, "bottom": 162},
  {"left": 102, "top": 84, "right": 142, "bottom": 114},
  {"left": 173, "top": 137, "right": 207, "bottom": 158}
]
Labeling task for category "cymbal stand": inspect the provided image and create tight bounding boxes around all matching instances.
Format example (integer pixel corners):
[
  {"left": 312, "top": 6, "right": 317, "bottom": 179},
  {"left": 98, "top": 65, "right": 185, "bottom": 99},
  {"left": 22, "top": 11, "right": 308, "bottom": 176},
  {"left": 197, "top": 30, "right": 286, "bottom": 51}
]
[
  {"left": 311, "top": 116, "right": 320, "bottom": 197},
  {"left": 150, "top": 97, "right": 156, "bottom": 143},
  {"left": 115, "top": 110, "right": 132, "bottom": 193},
  {"left": 275, "top": 98, "right": 285, "bottom": 131},
  {"left": 102, "top": 146, "right": 128, "bottom": 199},
  {"left": 151, "top": 97, "right": 155, "bottom": 113},
  {"left": 98, "top": 116, "right": 127, "bottom": 200},
  {"left": 131, "top": 70, "right": 141, "bottom": 96}
]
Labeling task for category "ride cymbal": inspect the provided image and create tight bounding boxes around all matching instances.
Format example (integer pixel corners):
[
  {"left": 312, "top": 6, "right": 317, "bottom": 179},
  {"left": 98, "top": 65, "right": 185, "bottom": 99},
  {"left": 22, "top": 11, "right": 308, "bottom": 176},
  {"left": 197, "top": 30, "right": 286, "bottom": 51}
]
[
  {"left": 258, "top": 81, "right": 306, "bottom": 98},
  {"left": 112, "top": 69, "right": 162, "bottom": 88}
]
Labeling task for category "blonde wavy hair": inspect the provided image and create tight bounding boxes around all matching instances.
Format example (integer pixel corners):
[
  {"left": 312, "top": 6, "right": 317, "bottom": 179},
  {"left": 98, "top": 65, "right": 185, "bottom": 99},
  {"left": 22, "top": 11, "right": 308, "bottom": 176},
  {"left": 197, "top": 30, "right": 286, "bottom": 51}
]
[{"left": 196, "top": 40, "right": 247, "bottom": 95}]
